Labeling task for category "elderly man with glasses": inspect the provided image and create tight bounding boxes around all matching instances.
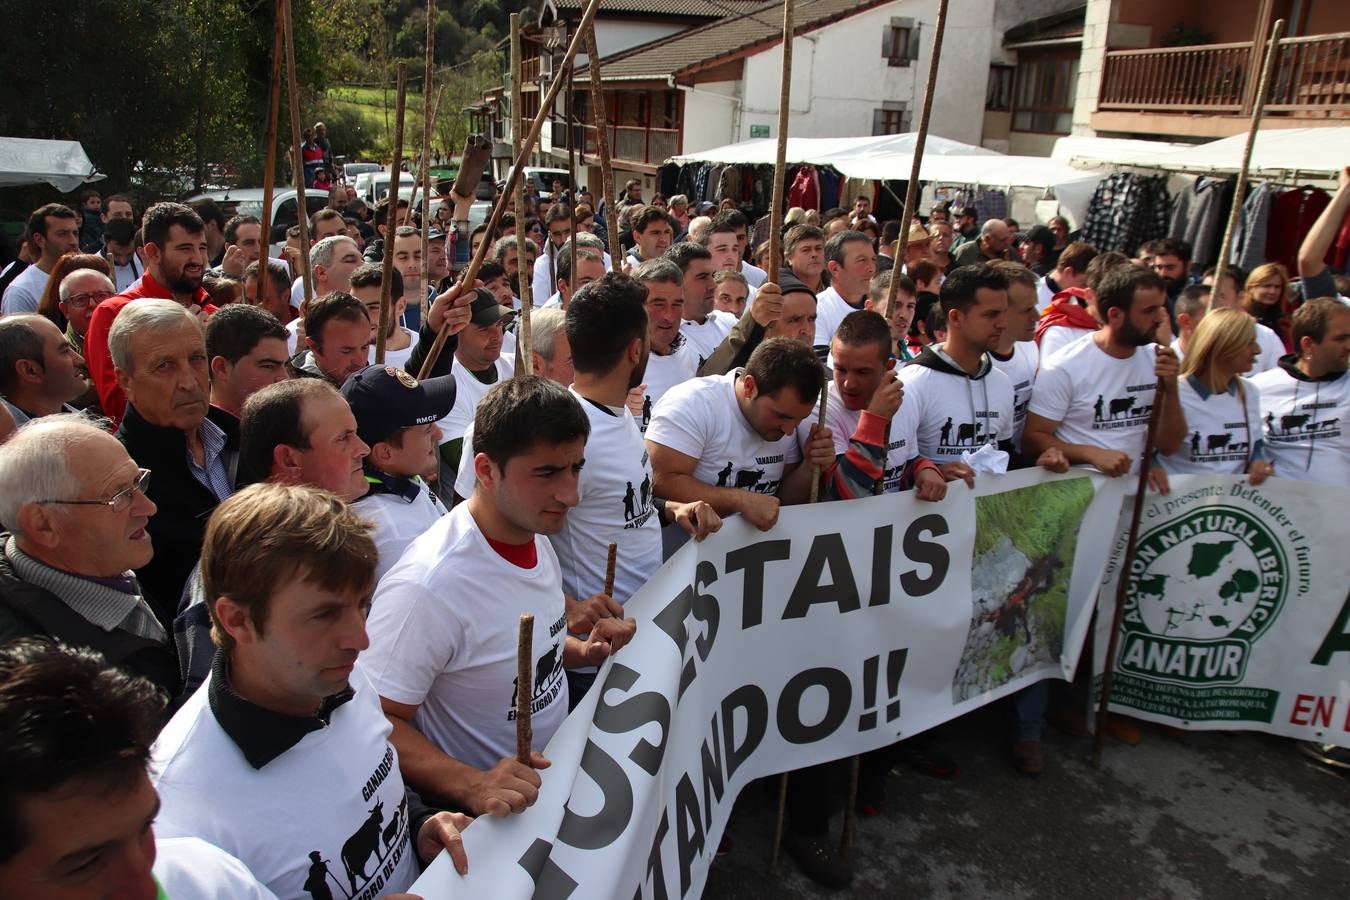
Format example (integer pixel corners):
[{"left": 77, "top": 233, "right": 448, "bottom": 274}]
[
  {"left": 0, "top": 414, "right": 179, "bottom": 698},
  {"left": 58, "top": 267, "right": 115, "bottom": 358}
]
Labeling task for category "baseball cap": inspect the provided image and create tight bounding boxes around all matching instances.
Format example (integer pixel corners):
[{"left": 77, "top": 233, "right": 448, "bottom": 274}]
[
  {"left": 468, "top": 286, "right": 516, "bottom": 327},
  {"left": 340, "top": 364, "right": 458, "bottom": 448},
  {"left": 774, "top": 270, "right": 817, "bottom": 301}
]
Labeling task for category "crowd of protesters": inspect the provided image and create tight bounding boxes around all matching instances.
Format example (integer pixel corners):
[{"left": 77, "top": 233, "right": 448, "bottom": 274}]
[{"left": 0, "top": 151, "right": 1346, "bottom": 897}]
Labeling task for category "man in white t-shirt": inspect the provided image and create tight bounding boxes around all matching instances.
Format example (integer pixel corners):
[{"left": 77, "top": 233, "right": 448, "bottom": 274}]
[
  {"left": 344, "top": 365, "right": 456, "bottom": 581},
  {"left": 434, "top": 288, "right": 516, "bottom": 474},
  {"left": 1252, "top": 298, "right": 1350, "bottom": 485},
  {"left": 1026, "top": 264, "right": 1186, "bottom": 491},
  {"left": 668, "top": 242, "right": 734, "bottom": 365},
  {"left": 541, "top": 244, "right": 607, "bottom": 309},
  {"left": 989, "top": 261, "right": 1042, "bottom": 447},
  {"left": 1201, "top": 267, "right": 1284, "bottom": 374},
  {"left": 363, "top": 377, "right": 636, "bottom": 815},
  {"left": 702, "top": 210, "right": 767, "bottom": 288},
  {"left": 647, "top": 338, "right": 835, "bottom": 532},
  {"left": 530, "top": 203, "right": 573, "bottom": 301},
  {"left": 349, "top": 262, "right": 417, "bottom": 371},
  {"left": 631, "top": 257, "right": 699, "bottom": 432},
  {"left": 2, "top": 203, "right": 80, "bottom": 315},
  {"left": 153, "top": 484, "right": 471, "bottom": 898},
  {"left": 284, "top": 234, "right": 363, "bottom": 331},
  {"left": 0, "top": 639, "right": 289, "bottom": 900},
  {"left": 1171, "top": 284, "right": 1208, "bottom": 361},
  {"left": 813, "top": 230, "right": 877, "bottom": 354},
  {"left": 557, "top": 273, "right": 721, "bottom": 702}
]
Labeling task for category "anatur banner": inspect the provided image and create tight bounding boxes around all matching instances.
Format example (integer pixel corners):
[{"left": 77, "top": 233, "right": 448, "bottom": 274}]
[
  {"left": 413, "top": 469, "right": 1126, "bottom": 898},
  {"left": 1093, "top": 474, "right": 1350, "bottom": 746}
]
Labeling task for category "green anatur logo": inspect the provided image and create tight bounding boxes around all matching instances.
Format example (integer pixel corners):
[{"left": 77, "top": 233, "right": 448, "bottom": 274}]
[{"left": 1119, "top": 505, "right": 1287, "bottom": 686}]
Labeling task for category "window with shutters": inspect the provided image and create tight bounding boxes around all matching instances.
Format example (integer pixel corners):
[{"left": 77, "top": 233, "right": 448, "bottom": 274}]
[
  {"left": 882, "top": 17, "right": 918, "bottom": 67},
  {"left": 1011, "top": 50, "right": 1079, "bottom": 134},
  {"left": 885, "top": 26, "right": 910, "bottom": 65},
  {"left": 872, "top": 106, "right": 910, "bottom": 135}
]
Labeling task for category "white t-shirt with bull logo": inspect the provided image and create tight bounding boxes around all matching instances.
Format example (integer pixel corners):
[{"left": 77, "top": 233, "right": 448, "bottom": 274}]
[
  {"left": 362, "top": 503, "right": 569, "bottom": 771},
  {"left": 798, "top": 379, "right": 919, "bottom": 493},
  {"left": 646, "top": 369, "right": 802, "bottom": 498},
  {"left": 636, "top": 337, "right": 699, "bottom": 433},
  {"left": 990, "top": 341, "right": 1039, "bottom": 447},
  {"left": 1250, "top": 365, "right": 1349, "bottom": 486},
  {"left": 1029, "top": 337, "right": 1160, "bottom": 474},
  {"left": 151, "top": 667, "right": 421, "bottom": 900},
  {"left": 1161, "top": 376, "right": 1262, "bottom": 476},
  {"left": 898, "top": 359, "right": 1016, "bottom": 462}
]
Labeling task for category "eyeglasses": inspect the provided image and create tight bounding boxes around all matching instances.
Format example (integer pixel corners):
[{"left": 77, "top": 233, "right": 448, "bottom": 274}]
[
  {"left": 37, "top": 469, "right": 151, "bottom": 514},
  {"left": 64, "top": 290, "right": 115, "bottom": 310}
]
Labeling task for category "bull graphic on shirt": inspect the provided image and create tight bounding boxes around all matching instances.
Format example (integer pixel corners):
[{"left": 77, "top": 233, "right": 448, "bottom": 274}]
[
  {"left": 1092, "top": 392, "right": 1152, "bottom": 430},
  {"left": 1266, "top": 411, "right": 1341, "bottom": 442},
  {"left": 340, "top": 800, "right": 385, "bottom": 895},
  {"left": 938, "top": 417, "right": 995, "bottom": 448},
  {"left": 509, "top": 640, "right": 565, "bottom": 705},
  {"left": 1188, "top": 430, "right": 1250, "bottom": 462}
]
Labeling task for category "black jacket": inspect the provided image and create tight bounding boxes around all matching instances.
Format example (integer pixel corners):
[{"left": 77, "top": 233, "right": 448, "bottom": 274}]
[
  {"left": 117, "top": 404, "right": 223, "bottom": 631},
  {"left": 0, "top": 545, "right": 181, "bottom": 700}
]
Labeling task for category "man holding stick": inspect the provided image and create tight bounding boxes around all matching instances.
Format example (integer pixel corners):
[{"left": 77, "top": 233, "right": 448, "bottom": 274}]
[
  {"left": 363, "top": 376, "right": 635, "bottom": 815},
  {"left": 559, "top": 273, "right": 721, "bottom": 705}
]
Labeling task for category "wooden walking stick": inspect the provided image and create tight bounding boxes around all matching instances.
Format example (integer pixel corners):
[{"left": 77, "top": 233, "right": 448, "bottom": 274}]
[
  {"left": 281, "top": 0, "right": 314, "bottom": 312},
  {"left": 516, "top": 613, "right": 535, "bottom": 764},
  {"left": 260, "top": 0, "right": 283, "bottom": 314},
  {"left": 603, "top": 542, "right": 618, "bottom": 596},
  {"left": 584, "top": 27, "right": 622, "bottom": 271},
  {"left": 1212, "top": 18, "right": 1285, "bottom": 293},
  {"left": 376, "top": 64, "right": 409, "bottom": 365},
  {"left": 764, "top": 0, "right": 794, "bottom": 281},
  {"left": 883, "top": 0, "right": 950, "bottom": 314},
  {"left": 763, "top": 8, "right": 804, "bottom": 870},
  {"left": 419, "top": 0, "right": 437, "bottom": 308},
  {"left": 417, "top": 0, "right": 603, "bottom": 379},
  {"left": 566, "top": 68, "right": 579, "bottom": 296},
  {"left": 511, "top": 13, "right": 534, "bottom": 376},
  {"left": 1090, "top": 386, "right": 1165, "bottom": 769}
]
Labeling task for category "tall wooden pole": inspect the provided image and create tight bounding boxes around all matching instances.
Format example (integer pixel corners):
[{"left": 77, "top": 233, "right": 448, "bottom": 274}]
[
  {"left": 1213, "top": 19, "right": 1285, "bottom": 293},
  {"left": 765, "top": 0, "right": 794, "bottom": 279},
  {"left": 1091, "top": 395, "right": 1165, "bottom": 768},
  {"left": 281, "top": 0, "right": 314, "bottom": 312},
  {"left": 420, "top": 0, "right": 437, "bottom": 308},
  {"left": 511, "top": 13, "right": 534, "bottom": 376},
  {"left": 417, "top": 0, "right": 603, "bottom": 379},
  {"left": 584, "top": 27, "right": 622, "bottom": 271},
  {"left": 516, "top": 613, "right": 535, "bottom": 764},
  {"left": 883, "top": 0, "right": 950, "bottom": 313},
  {"left": 567, "top": 67, "right": 579, "bottom": 297},
  {"left": 376, "top": 63, "right": 408, "bottom": 365},
  {"left": 260, "top": 0, "right": 284, "bottom": 313}
]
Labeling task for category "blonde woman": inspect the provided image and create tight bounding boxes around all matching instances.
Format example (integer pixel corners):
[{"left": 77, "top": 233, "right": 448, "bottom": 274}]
[
  {"left": 1161, "top": 308, "right": 1274, "bottom": 484},
  {"left": 1243, "top": 262, "right": 1292, "bottom": 353}
]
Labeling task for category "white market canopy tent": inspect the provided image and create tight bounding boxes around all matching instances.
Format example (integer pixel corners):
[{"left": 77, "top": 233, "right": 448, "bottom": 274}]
[
  {"left": 668, "top": 133, "right": 1106, "bottom": 224},
  {"left": 668, "top": 133, "right": 1102, "bottom": 189},
  {"left": 1056, "top": 128, "right": 1350, "bottom": 180},
  {"left": 0, "top": 137, "right": 104, "bottom": 192}
]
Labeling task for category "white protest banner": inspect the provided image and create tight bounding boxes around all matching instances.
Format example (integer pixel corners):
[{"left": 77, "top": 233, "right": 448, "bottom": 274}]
[
  {"left": 414, "top": 469, "right": 1125, "bottom": 898},
  {"left": 1093, "top": 474, "right": 1350, "bottom": 746}
]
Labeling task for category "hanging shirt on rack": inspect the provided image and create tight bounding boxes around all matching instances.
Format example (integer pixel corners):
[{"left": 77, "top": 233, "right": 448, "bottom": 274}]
[
  {"left": 1231, "top": 181, "right": 1276, "bottom": 274},
  {"left": 1266, "top": 187, "right": 1331, "bottom": 274},
  {"left": 1169, "top": 176, "right": 1233, "bottom": 271}
]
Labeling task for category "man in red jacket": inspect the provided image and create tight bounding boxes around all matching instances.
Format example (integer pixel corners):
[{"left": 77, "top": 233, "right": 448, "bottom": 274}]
[{"left": 84, "top": 202, "right": 217, "bottom": 424}]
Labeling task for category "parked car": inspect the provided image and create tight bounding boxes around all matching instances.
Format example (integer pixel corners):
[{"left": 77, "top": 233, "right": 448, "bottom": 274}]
[
  {"left": 185, "top": 187, "right": 330, "bottom": 252},
  {"left": 343, "top": 162, "right": 380, "bottom": 182}
]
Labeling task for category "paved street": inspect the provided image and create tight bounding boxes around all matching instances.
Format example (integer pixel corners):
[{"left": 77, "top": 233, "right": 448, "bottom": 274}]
[{"left": 705, "top": 705, "right": 1350, "bottom": 898}]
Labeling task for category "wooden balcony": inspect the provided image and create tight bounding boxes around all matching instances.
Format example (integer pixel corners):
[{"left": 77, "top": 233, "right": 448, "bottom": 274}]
[
  {"left": 1095, "top": 31, "right": 1350, "bottom": 137},
  {"left": 545, "top": 120, "right": 681, "bottom": 171}
]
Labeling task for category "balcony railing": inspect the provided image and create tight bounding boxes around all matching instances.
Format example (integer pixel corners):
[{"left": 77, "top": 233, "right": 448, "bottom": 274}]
[
  {"left": 1266, "top": 33, "right": 1350, "bottom": 111},
  {"left": 1098, "top": 31, "right": 1350, "bottom": 116},
  {"left": 1099, "top": 42, "right": 1249, "bottom": 112},
  {"left": 576, "top": 123, "right": 681, "bottom": 165}
]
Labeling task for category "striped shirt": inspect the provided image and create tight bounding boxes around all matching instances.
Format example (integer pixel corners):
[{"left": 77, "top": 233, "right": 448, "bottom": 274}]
[
  {"left": 188, "top": 416, "right": 234, "bottom": 502},
  {"left": 5, "top": 537, "right": 166, "bottom": 642}
]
